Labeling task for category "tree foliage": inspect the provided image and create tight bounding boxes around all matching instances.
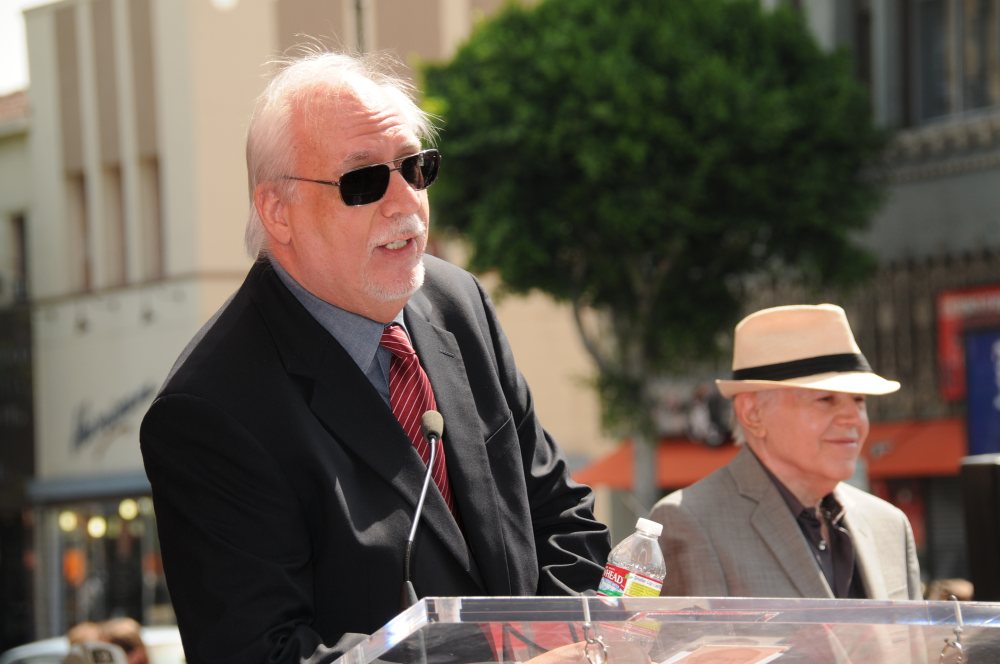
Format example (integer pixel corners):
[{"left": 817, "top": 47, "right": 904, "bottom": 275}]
[{"left": 423, "top": 0, "right": 885, "bottom": 435}]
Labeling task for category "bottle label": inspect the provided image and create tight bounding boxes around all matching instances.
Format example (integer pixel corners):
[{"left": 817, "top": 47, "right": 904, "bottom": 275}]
[{"left": 597, "top": 562, "right": 663, "bottom": 597}]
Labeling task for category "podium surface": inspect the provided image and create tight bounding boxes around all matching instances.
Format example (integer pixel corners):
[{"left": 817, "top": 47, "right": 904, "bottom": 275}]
[{"left": 334, "top": 595, "right": 1000, "bottom": 663}]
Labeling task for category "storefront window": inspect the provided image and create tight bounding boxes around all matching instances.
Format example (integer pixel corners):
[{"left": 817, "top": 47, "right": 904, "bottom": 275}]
[{"left": 49, "top": 496, "right": 172, "bottom": 632}]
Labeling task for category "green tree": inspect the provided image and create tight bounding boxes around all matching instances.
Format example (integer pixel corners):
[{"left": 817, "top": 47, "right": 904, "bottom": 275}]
[{"left": 424, "top": 0, "right": 884, "bottom": 441}]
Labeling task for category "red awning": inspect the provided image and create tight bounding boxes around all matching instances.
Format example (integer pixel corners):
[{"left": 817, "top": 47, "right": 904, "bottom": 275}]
[
  {"left": 573, "top": 441, "right": 636, "bottom": 491},
  {"left": 863, "top": 417, "right": 965, "bottom": 479},
  {"left": 573, "top": 439, "right": 738, "bottom": 491},
  {"left": 572, "top": 417, "right": 966, "bottom": 490}
]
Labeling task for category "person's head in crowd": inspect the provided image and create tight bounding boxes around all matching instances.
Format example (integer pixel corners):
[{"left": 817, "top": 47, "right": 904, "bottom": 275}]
[
  {"left": 102, "top": 617, "right": 149, "bottom": 664},
  {"left": 244, "top": 50, "right": 438, "bottom": 324},
  {"left": 66, "top": 621, "right": 103, "bottom": 645},
  {"left": 716, "top": 303, "right": 899, "bottom": 506}
]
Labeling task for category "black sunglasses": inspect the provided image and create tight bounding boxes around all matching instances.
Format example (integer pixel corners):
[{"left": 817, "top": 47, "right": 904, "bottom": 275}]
[{"left": 284, "top": 149, "right": 441, "bottom": 207}]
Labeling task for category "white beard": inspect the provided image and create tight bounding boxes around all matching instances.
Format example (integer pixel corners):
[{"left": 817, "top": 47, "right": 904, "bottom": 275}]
[
  {"left": 363, "top": 258, "right": 425, "bottom": 302},
  {"left": 362, "top": 213, "right": 427, "bottom": 302}
]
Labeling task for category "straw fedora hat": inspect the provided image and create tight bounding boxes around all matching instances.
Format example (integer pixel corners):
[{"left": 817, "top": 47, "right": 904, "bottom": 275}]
[{"left": 715, "top": 304, "right": 900, "bottom": 398}]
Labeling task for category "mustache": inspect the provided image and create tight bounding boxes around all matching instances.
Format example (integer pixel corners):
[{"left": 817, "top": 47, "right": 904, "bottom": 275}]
[{"left": 371, "top": 214, "right": 426, "bottom": 247}]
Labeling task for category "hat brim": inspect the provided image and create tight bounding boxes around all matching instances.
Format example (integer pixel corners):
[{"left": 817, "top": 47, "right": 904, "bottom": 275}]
[{"left": 715, "top": 371, "right": 901, "bottom": 398}]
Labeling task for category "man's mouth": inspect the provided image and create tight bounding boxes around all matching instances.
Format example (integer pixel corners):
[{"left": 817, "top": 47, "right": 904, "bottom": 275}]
[{"left": 374, "top": 214, "right": 425, "bottom": 252}]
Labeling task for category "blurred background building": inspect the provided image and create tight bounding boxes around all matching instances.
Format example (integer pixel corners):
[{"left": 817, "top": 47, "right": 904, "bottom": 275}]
[
  {"left": 0, "top": 0, "right": 998, "bottom": 649},
  {"left": 577, "top": 0, "right": 1000, "bottom": 596}
]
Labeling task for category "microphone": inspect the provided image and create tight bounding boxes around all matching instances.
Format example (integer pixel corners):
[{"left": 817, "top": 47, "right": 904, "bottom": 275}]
[{"left": 401, "top": 410, "right": 444, "bottom": 610}]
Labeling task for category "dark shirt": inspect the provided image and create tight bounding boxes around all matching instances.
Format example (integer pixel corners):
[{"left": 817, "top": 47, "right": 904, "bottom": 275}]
[{"left": 752, "top": 451, "right": 867, "bottom": 598}]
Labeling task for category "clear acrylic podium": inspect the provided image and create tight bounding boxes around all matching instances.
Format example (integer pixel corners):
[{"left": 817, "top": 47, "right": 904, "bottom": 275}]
[{"left": 333, "top": 595, "right": 1000, "bottom": 663}]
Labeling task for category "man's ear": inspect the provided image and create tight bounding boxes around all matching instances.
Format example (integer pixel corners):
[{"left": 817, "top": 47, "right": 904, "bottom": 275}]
[
  {"left": 733, "top": 392, "right": 765, "bottom": 440},
  {"left": 254, "top": 182, "right": 292, "bottom": 246}
]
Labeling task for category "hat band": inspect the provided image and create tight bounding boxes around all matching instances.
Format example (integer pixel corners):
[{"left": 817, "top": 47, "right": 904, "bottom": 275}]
[{"left": 731, "top": 352, "right": 872, "bottom": 381}]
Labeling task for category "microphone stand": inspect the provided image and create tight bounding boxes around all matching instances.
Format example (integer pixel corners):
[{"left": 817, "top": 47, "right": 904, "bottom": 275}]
[
  {"left": 402, "top": 426, "right": 439, "bottom": 609},
  {"left": 402, "top": 411, "right": 443, "bottom": 664}
]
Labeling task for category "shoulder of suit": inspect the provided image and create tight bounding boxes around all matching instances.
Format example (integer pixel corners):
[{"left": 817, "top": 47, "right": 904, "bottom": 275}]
[
  {"left": 651, "top": 447, "right": 774, "bottom": 517},
  {"left": 650, "top": 458, "right": 737, "bottom": 510},
  {"left": 159, "top": 265, "right": 271, "bottom": 395},
  {"left": 419, "top": 254, "right": 488, "bottom": 305},
  {"left": 423, "top": 254, "right": 477, "bottom": 286},
  {"left": 835, "top": 481, "right": 907, "bottom": 519}
]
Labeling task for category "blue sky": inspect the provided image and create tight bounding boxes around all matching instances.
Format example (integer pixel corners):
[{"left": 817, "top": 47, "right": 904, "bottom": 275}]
[{"left": 0, "top": 0, "right": 55, "bottom": 96}]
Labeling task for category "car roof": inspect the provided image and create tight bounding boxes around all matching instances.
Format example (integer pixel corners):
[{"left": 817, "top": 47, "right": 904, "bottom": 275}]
[
  {"left": 0, "top": 626, "right": 184, "bottom": 664},
  {"left": 0, "top": 637, "right": 66, "bottom": 664}
]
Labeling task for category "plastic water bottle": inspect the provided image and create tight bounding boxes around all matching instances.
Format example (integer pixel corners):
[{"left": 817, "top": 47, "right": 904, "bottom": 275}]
[
  {"left": 597, "top": 517, "right": 666, "bottom": 597},
  {"left": 596, "top": 518, "right": 667, "bottom": 656}
]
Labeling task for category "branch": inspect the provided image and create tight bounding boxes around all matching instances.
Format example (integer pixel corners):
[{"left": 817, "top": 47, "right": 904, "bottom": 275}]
[{"left": 571, "top": 297, "right": 613, "bottom": 376}]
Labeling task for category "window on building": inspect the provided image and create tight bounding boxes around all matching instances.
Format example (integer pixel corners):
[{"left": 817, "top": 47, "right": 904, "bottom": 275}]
[
  {"left": 103, "top": 166, "right": 126, "bottom": 287},
  {"left": 139, "top": 158, "right": 163, "bottom": 281},
  {"left": 911, "top": 0, "right": 1000, "bottom": 123},
  {"left": 960, "top": 0, "right": 1000, "bottom": 111},
  {"left": 854, "top": 0, "right": 874, "bottom": 99},
  {"left": 0, "top": 213, "right": 28, "bottom": 305},
  {"left": 12, "top": 214, "right": 27, "bottom": 302},
  {"left": 49, "top": 497, "right": 173, "bottom": 630},
  {"left": 68, "top": 174, "right": 92, "bottom": 292}
]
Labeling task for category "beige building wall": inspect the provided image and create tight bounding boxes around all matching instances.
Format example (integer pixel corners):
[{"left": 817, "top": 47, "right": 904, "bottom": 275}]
[
  {"left": 24, "top": 0, "right": 272, "bottom": 490},
  {"left": 152, "top": 0, "right": 274, "bottom": 280}
]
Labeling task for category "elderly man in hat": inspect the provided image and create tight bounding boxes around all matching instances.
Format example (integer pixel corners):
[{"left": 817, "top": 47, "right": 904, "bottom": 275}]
[{"left": 649, "top": 304, "right": 921, "bottom": 600}]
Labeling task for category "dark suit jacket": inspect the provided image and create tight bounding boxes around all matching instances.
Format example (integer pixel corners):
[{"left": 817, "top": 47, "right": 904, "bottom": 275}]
[
  {"left": 140, "top": 257, "right": 611, "bottom": 664},
  {"left": 649, "top": 446, "right": 922, "bottom": 600}
]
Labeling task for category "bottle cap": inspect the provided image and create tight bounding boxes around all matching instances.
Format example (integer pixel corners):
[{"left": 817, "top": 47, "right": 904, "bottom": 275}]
[{"left": 635, "top": 517, "right": 663, "bottom": 538}]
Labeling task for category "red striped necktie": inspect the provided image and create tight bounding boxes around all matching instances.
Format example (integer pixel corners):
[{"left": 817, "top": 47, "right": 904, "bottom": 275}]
[{"left": 380, "top": 323, "right": 456, "bottom": 516}]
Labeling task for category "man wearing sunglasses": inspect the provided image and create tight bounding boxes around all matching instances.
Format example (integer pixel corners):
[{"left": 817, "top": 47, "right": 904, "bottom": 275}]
[{"left": 139, "top": 50, "right": 611, "bottom": 664}]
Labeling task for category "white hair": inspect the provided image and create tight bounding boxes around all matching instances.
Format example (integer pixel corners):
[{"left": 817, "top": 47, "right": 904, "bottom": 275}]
[{"left": 243, "top": 48, "right": 438, "bottom": 258}]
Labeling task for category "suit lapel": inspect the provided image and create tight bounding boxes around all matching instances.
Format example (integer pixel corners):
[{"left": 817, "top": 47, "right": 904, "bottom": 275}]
[
  {"left": 733, "top": 448, "right": 834, "bottom": 598},
  {"left": 837, "top": 487, "right": 887, "bottom": 599},
  {"left": 248, "top": 262, "right": 480, "bottom": 583},
  {"left": 406, "top": 292, "right": 500, "bottom": 591}
]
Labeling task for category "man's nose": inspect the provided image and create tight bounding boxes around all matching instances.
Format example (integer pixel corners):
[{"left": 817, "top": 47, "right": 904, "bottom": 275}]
[
  {"left": 379, "top": 169, "right": 422, "bottom": 216},
  {"left": 834, "top": 395, "right": 864, "bottom": 422}
]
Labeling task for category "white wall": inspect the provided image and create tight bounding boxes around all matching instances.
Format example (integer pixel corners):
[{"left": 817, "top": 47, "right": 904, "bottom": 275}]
[{"left": 32, "top": 279, "right": 203, "bottom": 478}]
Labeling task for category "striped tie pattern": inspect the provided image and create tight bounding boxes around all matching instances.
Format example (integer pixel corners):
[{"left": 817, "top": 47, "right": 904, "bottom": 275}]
[{"left": 380, "top": 324, "right": 456, "bottom": 515}]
